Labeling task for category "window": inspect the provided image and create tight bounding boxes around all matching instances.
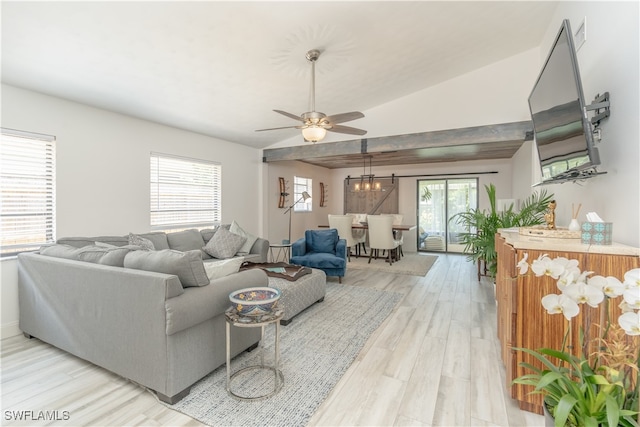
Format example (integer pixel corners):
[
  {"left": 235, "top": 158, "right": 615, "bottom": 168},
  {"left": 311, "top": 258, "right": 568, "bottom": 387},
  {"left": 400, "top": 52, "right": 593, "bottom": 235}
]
[
  {"left": 150, "top": 153, "right": 221, "bottom": 230},
  {"left": 293, "top": 176, "right": 312, "bottom": 212},
  {"left": 1, "top": 128, "right": 56, "bottom": 258}
]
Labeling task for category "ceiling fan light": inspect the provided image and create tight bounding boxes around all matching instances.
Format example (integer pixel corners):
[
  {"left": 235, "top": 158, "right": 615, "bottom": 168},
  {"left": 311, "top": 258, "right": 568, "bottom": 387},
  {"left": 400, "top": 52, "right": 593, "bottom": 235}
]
[{"left": 302, "top": 125, "right": 326, "bottom": 143}]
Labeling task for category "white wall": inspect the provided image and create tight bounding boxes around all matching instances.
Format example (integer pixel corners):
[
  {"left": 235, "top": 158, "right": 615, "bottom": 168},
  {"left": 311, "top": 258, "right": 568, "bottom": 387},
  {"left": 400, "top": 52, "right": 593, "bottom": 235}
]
[
  {"left": 510, "top": 2, "right": 639, "bottom": 243},
  {"left": 1, "top": 84, "right": 264, "bottom": 338}
]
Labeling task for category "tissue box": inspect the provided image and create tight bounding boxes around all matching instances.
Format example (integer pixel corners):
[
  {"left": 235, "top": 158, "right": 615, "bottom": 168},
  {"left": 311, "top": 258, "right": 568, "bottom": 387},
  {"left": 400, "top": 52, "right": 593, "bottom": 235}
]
[{"left": 581, "top": 222, "right": 613, "bottom": 245}]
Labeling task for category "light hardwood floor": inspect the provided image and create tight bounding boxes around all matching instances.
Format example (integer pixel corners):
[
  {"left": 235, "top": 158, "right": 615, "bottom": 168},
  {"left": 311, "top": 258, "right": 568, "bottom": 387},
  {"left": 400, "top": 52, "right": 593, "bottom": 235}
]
[{"left": 1, "top": 254, "right": 544, "bottom": 426}]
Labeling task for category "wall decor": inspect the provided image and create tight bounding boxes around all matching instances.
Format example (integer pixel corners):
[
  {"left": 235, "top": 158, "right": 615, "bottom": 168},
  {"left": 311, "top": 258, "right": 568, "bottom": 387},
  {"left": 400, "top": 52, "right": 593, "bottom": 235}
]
[
  {"left": 319, "top": 182, "right": 328, "bottom": 207},
  {"left": 278, "top": 177, "right": 289, "bottom": 209}
]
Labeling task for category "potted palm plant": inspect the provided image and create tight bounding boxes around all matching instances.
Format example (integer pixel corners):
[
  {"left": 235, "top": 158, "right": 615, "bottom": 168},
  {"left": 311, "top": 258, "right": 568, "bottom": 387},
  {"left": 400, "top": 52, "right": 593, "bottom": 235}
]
[
  {"left": 450, "top": 183, "right": 553, "bottom": 276},
  {"left": 512, "top": 254, "right": 639, "bottom": 427}
]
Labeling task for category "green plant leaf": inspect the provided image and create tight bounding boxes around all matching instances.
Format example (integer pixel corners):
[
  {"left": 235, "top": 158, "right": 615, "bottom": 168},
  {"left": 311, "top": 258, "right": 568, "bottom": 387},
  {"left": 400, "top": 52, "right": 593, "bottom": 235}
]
[{"left": 555, "top": 394, "right": 578, "bottom": 427}]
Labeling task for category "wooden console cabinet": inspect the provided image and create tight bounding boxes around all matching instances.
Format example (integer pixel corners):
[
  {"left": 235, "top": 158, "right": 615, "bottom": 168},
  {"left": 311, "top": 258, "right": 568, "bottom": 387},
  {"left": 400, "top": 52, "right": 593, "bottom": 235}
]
[{"left": 495, "top": 230, "right": 640, "bottom": 414}]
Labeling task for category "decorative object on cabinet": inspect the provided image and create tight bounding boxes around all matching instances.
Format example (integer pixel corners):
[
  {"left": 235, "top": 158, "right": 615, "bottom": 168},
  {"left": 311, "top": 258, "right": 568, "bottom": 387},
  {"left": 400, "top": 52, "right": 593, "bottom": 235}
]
[
  {"left": 494, "top": 231, "right": 640, "bottom": 416},
  {"left": 544, "top": 200, "right": 557, "bottom": 230},
  {"left": 568, "top": 203, "right": 582, "bottom": 232},
  {"left": 512, "top": 254, "right": 639, "bottom": 427},
  {"left": 278, "top": 177, "right": 288, "bottom": 209},
  {"left": 519, "top": 226, "right": 580, "bottom": 239},
  {"left": 319, "top": 182, "right": 327, "bottom": 207},
  {"left": 450, "top": 183, "right": 553, "bottom": 277},
  {"left": 582, "top": 222, "right": 613, "bottom": 245}
]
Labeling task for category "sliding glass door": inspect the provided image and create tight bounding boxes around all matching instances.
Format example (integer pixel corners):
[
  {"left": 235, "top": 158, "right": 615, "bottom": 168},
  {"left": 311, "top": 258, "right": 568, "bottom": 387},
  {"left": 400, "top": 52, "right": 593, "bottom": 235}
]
[{"left": 417, "top": 178, "right": 478, "bottom": 253}]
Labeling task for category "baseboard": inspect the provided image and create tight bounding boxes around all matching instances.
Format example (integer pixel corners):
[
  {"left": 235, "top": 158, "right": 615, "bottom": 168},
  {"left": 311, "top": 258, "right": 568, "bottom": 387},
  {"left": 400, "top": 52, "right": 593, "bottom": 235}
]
[{"left": 1, "top": 321, "right": 22, "bottom": 340}]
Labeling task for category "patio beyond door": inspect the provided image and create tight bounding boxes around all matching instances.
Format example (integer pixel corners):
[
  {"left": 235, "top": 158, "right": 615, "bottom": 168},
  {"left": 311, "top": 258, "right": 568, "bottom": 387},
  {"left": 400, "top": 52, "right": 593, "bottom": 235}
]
[{"left": 417, "top": 178, "right": 478, "bottom": 253}]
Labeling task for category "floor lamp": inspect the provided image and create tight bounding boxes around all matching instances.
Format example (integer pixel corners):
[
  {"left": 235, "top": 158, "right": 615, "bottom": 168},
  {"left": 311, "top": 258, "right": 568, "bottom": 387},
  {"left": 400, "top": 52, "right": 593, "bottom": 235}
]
[{"left": 283, "top": 191, "right": 311, "bottom": 244}]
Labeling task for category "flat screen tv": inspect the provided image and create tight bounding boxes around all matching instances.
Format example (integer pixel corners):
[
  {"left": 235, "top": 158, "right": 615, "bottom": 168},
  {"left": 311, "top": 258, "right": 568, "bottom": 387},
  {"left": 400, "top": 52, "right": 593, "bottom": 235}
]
[{"left": 529, "top": 19, "right": 601, "bottom": 185}]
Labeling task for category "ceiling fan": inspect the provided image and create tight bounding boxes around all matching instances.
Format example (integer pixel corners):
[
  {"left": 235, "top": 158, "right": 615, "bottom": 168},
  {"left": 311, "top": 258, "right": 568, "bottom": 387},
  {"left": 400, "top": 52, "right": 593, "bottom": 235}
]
[{"left": 256, "top": 49, "right": 367, "bottom": 143}]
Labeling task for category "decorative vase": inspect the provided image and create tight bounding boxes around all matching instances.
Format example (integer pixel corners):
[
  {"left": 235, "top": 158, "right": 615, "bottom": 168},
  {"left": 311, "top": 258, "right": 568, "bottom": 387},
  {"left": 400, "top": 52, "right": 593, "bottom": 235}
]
[{"left": 568, "top": 218, "right": 581, "bottom": 232}]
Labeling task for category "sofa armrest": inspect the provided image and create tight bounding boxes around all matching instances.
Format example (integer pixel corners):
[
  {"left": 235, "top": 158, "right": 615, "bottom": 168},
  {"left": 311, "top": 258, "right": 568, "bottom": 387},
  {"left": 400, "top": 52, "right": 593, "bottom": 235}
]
[
  {"left": 291, "top": 237, "right": 307, "bottom": 257},
  {"left": 164, "top": 268, "right": 268, "bottom": 335},
  {"left": 336, "top": 239, "right": 347, "bottom": 259},
  {"left": 250, "top": 237, "right": 269, "bottom": 263}
]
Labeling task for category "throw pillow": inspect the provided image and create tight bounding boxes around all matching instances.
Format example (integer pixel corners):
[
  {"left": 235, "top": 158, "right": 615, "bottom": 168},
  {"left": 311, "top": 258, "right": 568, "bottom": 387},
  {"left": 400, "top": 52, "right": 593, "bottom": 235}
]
[
  {"left": 123, "top": 249, "right": 209, "bottom": 287},
  {"left": 203, "top": 258, "right": 243, "bottom": 281},
  {"left": 128, "top": 233, "right": 155, "bottom": 251},
  {"left": 202, "top": 227, "right": 246, "bottom": 259},
  {"left": 39, "top": 244, "right": 82, "bottom": 259},
  {"left": 229, "top": 220, "right": 258, "bottom": 254}
]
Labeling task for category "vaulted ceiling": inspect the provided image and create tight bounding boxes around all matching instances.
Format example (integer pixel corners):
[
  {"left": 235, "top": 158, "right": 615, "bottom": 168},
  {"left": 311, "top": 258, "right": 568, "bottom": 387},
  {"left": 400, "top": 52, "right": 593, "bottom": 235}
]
[{"left": 2, "top": 1, "right": 558, "bottom": 164}]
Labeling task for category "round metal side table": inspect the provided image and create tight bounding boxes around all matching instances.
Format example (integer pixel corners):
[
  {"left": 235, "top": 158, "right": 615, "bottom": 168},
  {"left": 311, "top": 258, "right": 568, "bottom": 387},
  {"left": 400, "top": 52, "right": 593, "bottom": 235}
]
[{"left": 225, "top": 306, "right": 284, "bottom": 400}]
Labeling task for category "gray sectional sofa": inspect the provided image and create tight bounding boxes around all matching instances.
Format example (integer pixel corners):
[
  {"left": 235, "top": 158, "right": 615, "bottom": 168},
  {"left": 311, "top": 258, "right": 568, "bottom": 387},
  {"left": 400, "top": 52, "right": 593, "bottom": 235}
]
[{"left": 18, "top": 227, "right": 270, "bottom": 404}]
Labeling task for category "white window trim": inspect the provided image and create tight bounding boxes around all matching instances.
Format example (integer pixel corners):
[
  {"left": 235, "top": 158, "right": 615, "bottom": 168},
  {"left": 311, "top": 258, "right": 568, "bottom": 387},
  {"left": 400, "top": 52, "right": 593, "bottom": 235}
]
[
  {"left": 150, "top": 152, "right": 221, "bottom": 230},
  {"left": 1, "top": 127, "right": 56, "bottom": 258},
  {"left": 293, "top": 176, "right": 312, "bottom": 212}
]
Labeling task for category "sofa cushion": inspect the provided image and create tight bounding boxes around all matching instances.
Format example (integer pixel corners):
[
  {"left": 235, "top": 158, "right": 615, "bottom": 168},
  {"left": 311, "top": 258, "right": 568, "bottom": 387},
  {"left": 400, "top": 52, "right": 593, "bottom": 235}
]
[
  {"left": 40, "top": 244, "right": 139, "bottom": 267},
  {"left": 202, "top": 227, "right": 246, "bottom": 259},
  {"left": 203, "top": 258, "right": 243, "bottom": 281},
  {"left": 124, "top": 249, "right": 209, "bottom": 287},
  {"left": 229, "top": 221, "right": 258, "bottom": 255},
  {"left": 57, "top": 235, "right": 129, "bottom": 248},
  {"left": 76, "top": 245, "right": 139, "bottom": 267},
  {"left": 128, "top": 233, "right": 155, "bottom": 251},
  {"left": 40, "top": 244, "right": 83, "bottom": 259},
  {"left": 167, "top": 229, "right": 204, "bottom": 250},
  {"left": 168, "top": 228, "right": 211, "bottom": 259},
  {"left": 136, "top": 232, "right": 170, "bottom": 250}
]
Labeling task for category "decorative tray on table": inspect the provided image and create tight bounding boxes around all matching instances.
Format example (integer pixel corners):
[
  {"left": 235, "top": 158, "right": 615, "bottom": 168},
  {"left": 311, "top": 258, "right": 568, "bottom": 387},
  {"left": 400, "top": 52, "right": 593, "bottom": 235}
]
[{"left": 519, "top": 226, "right": 581, "bottom": 239}]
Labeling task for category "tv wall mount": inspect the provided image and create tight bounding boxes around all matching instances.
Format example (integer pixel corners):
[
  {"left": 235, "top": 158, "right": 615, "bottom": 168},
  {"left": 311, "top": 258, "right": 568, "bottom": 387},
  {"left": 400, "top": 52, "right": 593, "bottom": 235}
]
[{"left": 586, "top": 92, "right": 610, "bottom": 140}]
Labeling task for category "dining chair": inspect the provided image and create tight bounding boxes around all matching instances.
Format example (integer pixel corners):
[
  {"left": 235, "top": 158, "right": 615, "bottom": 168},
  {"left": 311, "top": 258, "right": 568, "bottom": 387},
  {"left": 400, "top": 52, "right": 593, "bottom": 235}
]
[
  {"left": 346, "top": 213, "right": 367, "bottom": 256},
  {"left": 366, "top": 215, "right": 400, "bottom": 265},
  {"left": 328, "top": 214, "right": 357, "bottom": 261},
  {"left": 383, "top": 214, "right": 404, "bottom": 258}
]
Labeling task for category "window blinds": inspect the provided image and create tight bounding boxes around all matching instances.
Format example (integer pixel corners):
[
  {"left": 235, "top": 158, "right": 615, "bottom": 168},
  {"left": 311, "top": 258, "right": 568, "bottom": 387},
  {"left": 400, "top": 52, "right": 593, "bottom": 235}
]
[
  {"left": 1, "top": 128, "right": 56, "bottom": 257},
  {"left": 150, "top": 152, "right": 221, "bottom": 229}
]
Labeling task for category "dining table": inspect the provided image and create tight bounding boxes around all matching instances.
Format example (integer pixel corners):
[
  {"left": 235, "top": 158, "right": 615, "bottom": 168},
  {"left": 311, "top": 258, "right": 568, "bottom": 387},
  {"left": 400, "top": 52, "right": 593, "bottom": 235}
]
[{"left": 318, "top": 223, "right": 417, "bottom": 231}]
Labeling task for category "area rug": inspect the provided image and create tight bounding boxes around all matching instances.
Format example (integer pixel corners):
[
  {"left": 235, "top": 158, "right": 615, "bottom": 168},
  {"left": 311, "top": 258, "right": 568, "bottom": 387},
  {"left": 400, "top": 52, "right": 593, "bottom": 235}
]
[
  {"left": 160, "top": 283, "right": 403, "bottom": 427},
  {"left": 347, "top": 252, "right": 437, "bottom": 276}
]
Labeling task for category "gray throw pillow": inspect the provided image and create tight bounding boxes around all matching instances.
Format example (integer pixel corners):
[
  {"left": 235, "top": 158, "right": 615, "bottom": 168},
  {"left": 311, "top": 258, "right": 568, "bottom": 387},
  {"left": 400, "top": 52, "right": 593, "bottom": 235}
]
[
  {"left": 128, "top": 233, "right": 155, "bottom": 251},
  {"left": 202, "top": 227, "right": 246, "bottom": 259},
  {"left": 229, "top": 221, "right": 258, "bottom": 254},
  {"left": 124, "top": 249, "right": 209, "bottom": 287}
]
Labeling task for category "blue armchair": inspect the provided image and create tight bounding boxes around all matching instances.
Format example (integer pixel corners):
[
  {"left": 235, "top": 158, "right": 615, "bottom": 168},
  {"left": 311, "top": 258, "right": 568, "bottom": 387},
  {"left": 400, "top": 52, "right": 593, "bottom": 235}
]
[{"left": 290, "top": 229, "right": 347, "bottom": 283}]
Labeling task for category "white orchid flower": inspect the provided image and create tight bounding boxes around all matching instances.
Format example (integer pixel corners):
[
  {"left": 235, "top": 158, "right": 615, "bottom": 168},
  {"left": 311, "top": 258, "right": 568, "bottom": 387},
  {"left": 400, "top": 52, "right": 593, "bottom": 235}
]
[
  {"left": 563, "top": 283, "right": 605, "bottom": 308},
  {"left": 531, "top": 256, "right": 565, "bottom": 279},
  {"left": 623, "top": 268, "right": 640, "bottom": 289},
  {"left": 618, "top": 312, "right": 640, "bottom": 336},
  {"left": 622, "top": 287, "right": 640, "bottom": 310},
  {"left": 517, "top": 253, "right": 529, "bottom": 275},
  {"left": 554, "top": 257, "right": 581, "bottom": 275},
  {"left": 556, "top": 270, "right": 577, "bottom": 291},
  {"left": 541, "top": 293, "right": 580, "bottom": 320},
  {"left": 594, "top": 276, "right": 626, "bottom": 298},
  {"left": 619, "top": 300, "right": 636, "bottom": 313}
]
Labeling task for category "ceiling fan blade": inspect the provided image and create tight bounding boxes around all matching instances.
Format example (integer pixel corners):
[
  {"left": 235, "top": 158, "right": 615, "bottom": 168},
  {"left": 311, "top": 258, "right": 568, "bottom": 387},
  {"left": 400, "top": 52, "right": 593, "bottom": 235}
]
[
  {"left": 325, "top": 111, "right": 364, "bottom": 124},
  {"left": 273, "top": 110, "right": 304, "bottom": 122},
  {"left": 255, "top": 125, "right": 303, "bottom": 132},
  {"left": 327, "top": 124, "right": 367, "bottom": 136}
]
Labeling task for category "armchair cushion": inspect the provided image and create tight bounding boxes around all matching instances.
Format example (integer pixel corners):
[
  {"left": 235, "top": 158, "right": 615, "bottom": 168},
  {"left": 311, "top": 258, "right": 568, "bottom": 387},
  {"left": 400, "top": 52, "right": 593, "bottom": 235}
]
[{"left": 305, "top": 228, "right": 339, "bottom": 254}]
